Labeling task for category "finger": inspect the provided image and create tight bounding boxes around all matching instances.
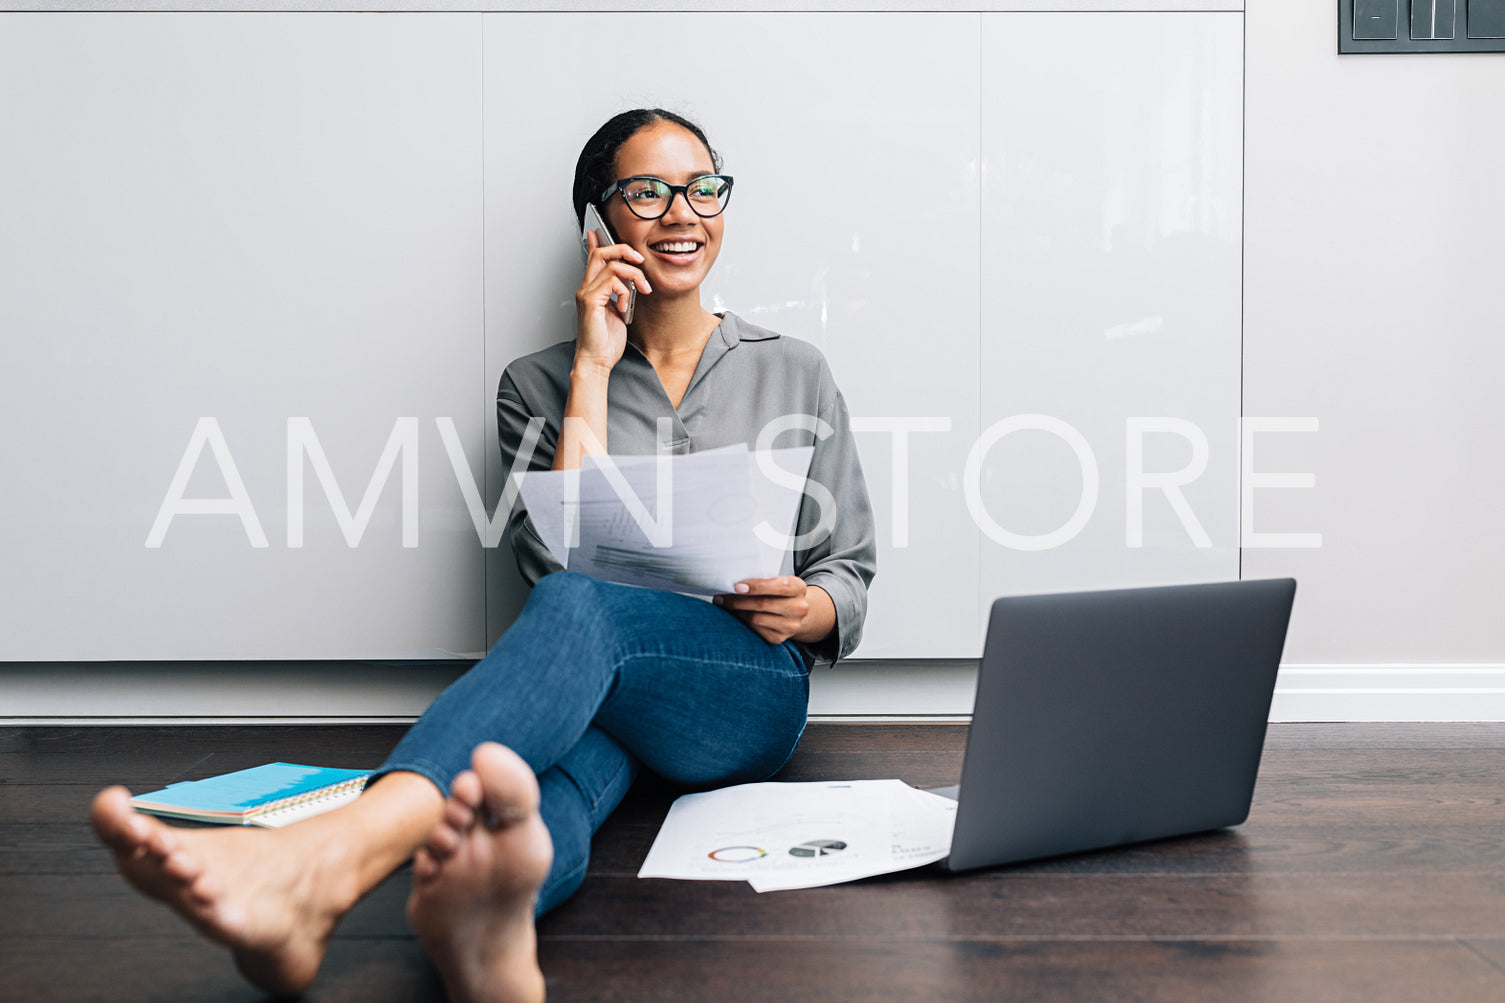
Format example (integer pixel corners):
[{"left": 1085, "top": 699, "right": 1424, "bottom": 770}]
[
  {"left": 719, "top": 595, "right": 799, "bottom": 614},
  {"left": 591, "top": 239, "right": 645, "bottom": 265},
  {"left": 746, "top": 612, "right": 794, "bottom": 644},
  {"left": 582, "top": 244, "right": 649, "bottom": 293},
  {"left": 589, "top": 239, "right": 650, "bottom": 275},
  {"left": 607, "top": 279, "right": 635, "bottom": 316},
  {"left": 583, "top": 258, "right": 650, "bottom": 295},
  {"left": 718, "top": 603, "right": 758, "bottom": 629},
  {"left": 601, "top": 258, "right": 650, "bottom": 294},
  {"left": 748, "top": 610, "right": 794, "bottom": 630},
  {"left": 714, "top": 592, "right": 775, "bottom": 610},
  {"left": 580, "top": 274, "right": 633, "bottom": 316},
  {"left": 580, "top": 270, "right": 650, "bottom": 310},
  {"left": 734, "top": 576, "right": 804, "bottom": 597}
]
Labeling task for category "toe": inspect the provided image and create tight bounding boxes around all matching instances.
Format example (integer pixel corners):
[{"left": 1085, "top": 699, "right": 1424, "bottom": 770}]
[
  {"left": 161, "top": 848, "right": 202, "bottom": 884},
  {"left": 145, "top": 825, "right": 178, "bottom": 860},
  {"left": 427, "top": 823, "right": 462, "bottom": 859},
  {"left": 471, "top": 743, "right": 540, "bottom": 827},
  {"left": 449, "top": 769, "right": 483, "bottom": 811},
  {"left": 90, "top": 787, "right": 144, "bottom": 850},
  {"left": 186, "top": 869, "right": 221, "bottom": 904},
  {"left": 444, "top": 799, "right": 477, "bottom": 834}
]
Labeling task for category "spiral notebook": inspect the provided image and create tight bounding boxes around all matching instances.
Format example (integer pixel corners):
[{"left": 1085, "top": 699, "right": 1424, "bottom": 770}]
[{"left": 129, "top": 763, "right": 371, "bottom": 828}]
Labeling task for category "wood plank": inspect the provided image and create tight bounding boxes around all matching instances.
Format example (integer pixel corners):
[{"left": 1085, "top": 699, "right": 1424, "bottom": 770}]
[
  {"left": 0, "top": 871, "right": 416, "bottom": 940},
  {"left": 1253, "top": 746, "right": 1505, "bottom": 783},
  {"left": 16, "top": 754, "right": 1505, "bottom": 824},
  {"left": 784, "top": 722, "right": 970, "bottom": 753},
  {"left": 7, "top": 723, "right": 1505, "bottom": 1003},
  {"left": 10, "top": 754, "right": 1505, "bottom": 881},
  {"left": 0, "top": 726, "right": 404, "bottom": 783},
  {"left": 534, "top": 939, "right": 1505, "bottom": 1003},
  {"left": 1468, "top": 939, "right": 1505, "bottom": 976},
  {"left": 1260, "top": 723, "right": 1505, "bottom": 750},
  {"left": 12, "top": 811, "right": 1505, "bottom": 882},
  {"left": 0, "top": 935, "right": 441, "bottom": 1003},
  {"left": 538, "top": 872, "right": 1505, "bottom": 941},
  {"left": 10, "top": 868, "right": 1505, "bottom": 944},
  {"left": 4, "top": 935, "right": 1503, "bottom": 1003}
]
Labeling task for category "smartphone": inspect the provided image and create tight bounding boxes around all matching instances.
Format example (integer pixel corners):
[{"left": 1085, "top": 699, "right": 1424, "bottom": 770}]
[{"left": 581, "top": 203, "right": 636, "bottom": 324}]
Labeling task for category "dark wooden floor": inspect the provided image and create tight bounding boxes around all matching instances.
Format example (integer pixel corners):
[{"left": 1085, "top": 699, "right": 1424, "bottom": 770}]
[{"left": 3, "top": 723, "right": 1505, "bottom": 1002}]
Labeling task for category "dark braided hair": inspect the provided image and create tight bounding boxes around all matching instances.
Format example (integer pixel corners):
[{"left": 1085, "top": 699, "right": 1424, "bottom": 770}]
[{"left": 572, "top": 109, "right": 722, "bottom": 228}]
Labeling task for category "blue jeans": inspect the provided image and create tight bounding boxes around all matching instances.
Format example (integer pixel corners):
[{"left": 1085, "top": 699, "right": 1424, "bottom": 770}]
[{"left": 373, "top": 571, "right": 811, "bottom": 915}]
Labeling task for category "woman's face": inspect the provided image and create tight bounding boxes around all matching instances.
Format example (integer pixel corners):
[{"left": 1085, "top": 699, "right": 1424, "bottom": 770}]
[{"left": 603, "top": 122, "right": 724, "bottom": 303}]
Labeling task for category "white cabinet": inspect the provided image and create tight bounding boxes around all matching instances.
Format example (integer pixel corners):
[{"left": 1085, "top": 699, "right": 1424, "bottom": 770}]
[
  {"left": 1, "top": 11, "right": 1243, "bottom": 662},
  {"left": 976, "top": 13, "right": 1244, "bottom": 617},
  {"left": 0, "top": 14, "right": 486, "bottom": 659}
]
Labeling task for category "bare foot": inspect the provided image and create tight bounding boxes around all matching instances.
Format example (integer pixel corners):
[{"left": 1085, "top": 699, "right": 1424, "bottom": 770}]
[
  {"left": 407, "top": 743, "right": 554, "bottom": 1003},
  {"left": 91, "top": 785, "right": 367, "bottom": 995}
]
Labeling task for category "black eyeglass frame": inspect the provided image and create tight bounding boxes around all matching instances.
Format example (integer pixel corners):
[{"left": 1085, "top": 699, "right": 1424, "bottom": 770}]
[{"left": 597, "top": 174, "right": 736, "bottom": 220}]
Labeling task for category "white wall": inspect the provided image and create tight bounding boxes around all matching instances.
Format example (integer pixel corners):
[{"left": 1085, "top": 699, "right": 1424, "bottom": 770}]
[
  {"left": 0, "top": 8, "right": 1243, "bottom": 664},
  {"left": 479, "top": 12, "right": 996, "bottom": 657},
  {"left": 2, "top": 2, "right": 1502, "bottom": 721},
  {"left": 476, "top": 11, "right": 1243, "bottom": 656},
  {"left": 0, "top": 14, "right": 489, "bottom": 659},
  {"left": 1242, "top": 0, "right": 1505, "bottom": 715}
]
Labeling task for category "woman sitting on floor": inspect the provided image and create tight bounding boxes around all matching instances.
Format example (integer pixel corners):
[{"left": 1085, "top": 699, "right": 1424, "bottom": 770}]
[{"left": 91, "top": 107, "right": 876, "bottom": 1003}]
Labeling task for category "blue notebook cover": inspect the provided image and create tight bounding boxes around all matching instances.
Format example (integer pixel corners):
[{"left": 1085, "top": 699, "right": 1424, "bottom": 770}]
[{"left": 130, "top": 763, "right": 370, "bottom": 824}]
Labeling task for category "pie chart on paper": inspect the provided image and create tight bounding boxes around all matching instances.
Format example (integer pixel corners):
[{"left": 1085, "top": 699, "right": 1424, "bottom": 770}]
[
  {"left": 708, "top": 846, "right": 766, "bottom": 863},
  {"left": 788, "top": 839, "right": 847, "bottom": 858}
]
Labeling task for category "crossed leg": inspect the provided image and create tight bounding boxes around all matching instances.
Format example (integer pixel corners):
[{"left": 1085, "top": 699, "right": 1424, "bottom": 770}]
[{"left": 88, "top": 574, "right": 804, "bottom": 998}]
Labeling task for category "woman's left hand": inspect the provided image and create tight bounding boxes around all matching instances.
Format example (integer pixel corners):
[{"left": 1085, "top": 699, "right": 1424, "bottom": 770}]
[{"left": 715, "top": 576, "right": 835, "bottom": 646}]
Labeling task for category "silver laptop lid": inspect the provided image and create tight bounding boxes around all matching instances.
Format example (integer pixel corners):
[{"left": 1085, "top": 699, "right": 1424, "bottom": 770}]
[{"left": 944, "top": 578, "right": 1296, "bottom": 872}]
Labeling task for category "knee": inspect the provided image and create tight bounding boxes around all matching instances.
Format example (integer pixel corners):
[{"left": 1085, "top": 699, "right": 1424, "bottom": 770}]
[
  {"left": 527, "top": 572, "right": 650, "bottom": 642},
  {"left": 526, "top": 571, "right": 602, "bottom": 624},
  {"left": 529, "top": 570, "right": 597, "bottom": 605}
]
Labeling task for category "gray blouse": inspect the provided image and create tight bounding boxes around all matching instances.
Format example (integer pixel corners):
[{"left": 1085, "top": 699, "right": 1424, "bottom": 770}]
[{"left": 496, "top": 311, "right": 877, "bottom": 663}]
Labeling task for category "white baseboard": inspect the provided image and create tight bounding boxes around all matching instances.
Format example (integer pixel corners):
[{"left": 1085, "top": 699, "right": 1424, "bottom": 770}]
[
  {"left": 2, "top": 662, "right": 1503, "bottom": 725},
  {"left": 1268, "top": 664, "right": 1505, "bottom": 722}
]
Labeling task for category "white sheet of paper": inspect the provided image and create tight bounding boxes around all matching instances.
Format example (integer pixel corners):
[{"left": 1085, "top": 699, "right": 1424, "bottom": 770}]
[
  {"left": 637, "top": 779, "right": 957, "bottom": 893},
  {"left": 513, "top": 445, "right": 814, "bottom": 595}
]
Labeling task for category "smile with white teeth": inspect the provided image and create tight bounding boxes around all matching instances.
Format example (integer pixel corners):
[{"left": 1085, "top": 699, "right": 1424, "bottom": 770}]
[{"left": 650, "top": 241, "right": 701, "bottom": 253}]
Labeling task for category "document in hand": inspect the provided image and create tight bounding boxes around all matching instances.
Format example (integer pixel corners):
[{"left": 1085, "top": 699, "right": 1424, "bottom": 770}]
[
  {"left": 512, "top": 444, "right": 815, "bottom": 595},
  {"left": 637, "top": 779, "right": 958, "bottom": 892}
]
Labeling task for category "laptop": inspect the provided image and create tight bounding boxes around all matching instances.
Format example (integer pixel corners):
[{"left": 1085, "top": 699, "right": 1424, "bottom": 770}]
[{"left": 933, "top": 577, "right": 1296, "bottom": 872}]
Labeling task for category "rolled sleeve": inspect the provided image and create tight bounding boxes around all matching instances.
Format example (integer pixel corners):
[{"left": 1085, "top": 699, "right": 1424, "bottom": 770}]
[{"left": 793, "top": 380, "right": 877, "bottom": 664}]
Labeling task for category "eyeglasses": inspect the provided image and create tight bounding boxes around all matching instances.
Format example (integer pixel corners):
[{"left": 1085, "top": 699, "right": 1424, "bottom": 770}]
[{"left": 599, "top": 175, "right": 735, "bottom": 220}]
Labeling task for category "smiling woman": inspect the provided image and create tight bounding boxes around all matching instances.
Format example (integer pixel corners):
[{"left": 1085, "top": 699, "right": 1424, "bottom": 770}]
[
  {"left": 498, "top": 108, "right": 875, "bottom": 664},
  {"left": 589, "top": 130, "right": 728, "bottom": 295},
  {"left": 562, "top": 111, "right": 730, "bottom": 421},
  {"left": 90, "top": 107, "right": 877, "bottom": 1003}
]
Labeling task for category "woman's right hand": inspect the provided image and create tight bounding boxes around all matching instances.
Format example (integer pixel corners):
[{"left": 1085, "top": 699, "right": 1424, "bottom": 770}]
[{"left": 573, "top": 229, "right": 651, "bottom": 373}]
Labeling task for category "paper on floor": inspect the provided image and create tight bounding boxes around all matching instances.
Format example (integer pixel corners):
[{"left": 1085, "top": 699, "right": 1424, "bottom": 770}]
[{"left": 638, "top": 779, "right": 957, "bottom": 892}]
